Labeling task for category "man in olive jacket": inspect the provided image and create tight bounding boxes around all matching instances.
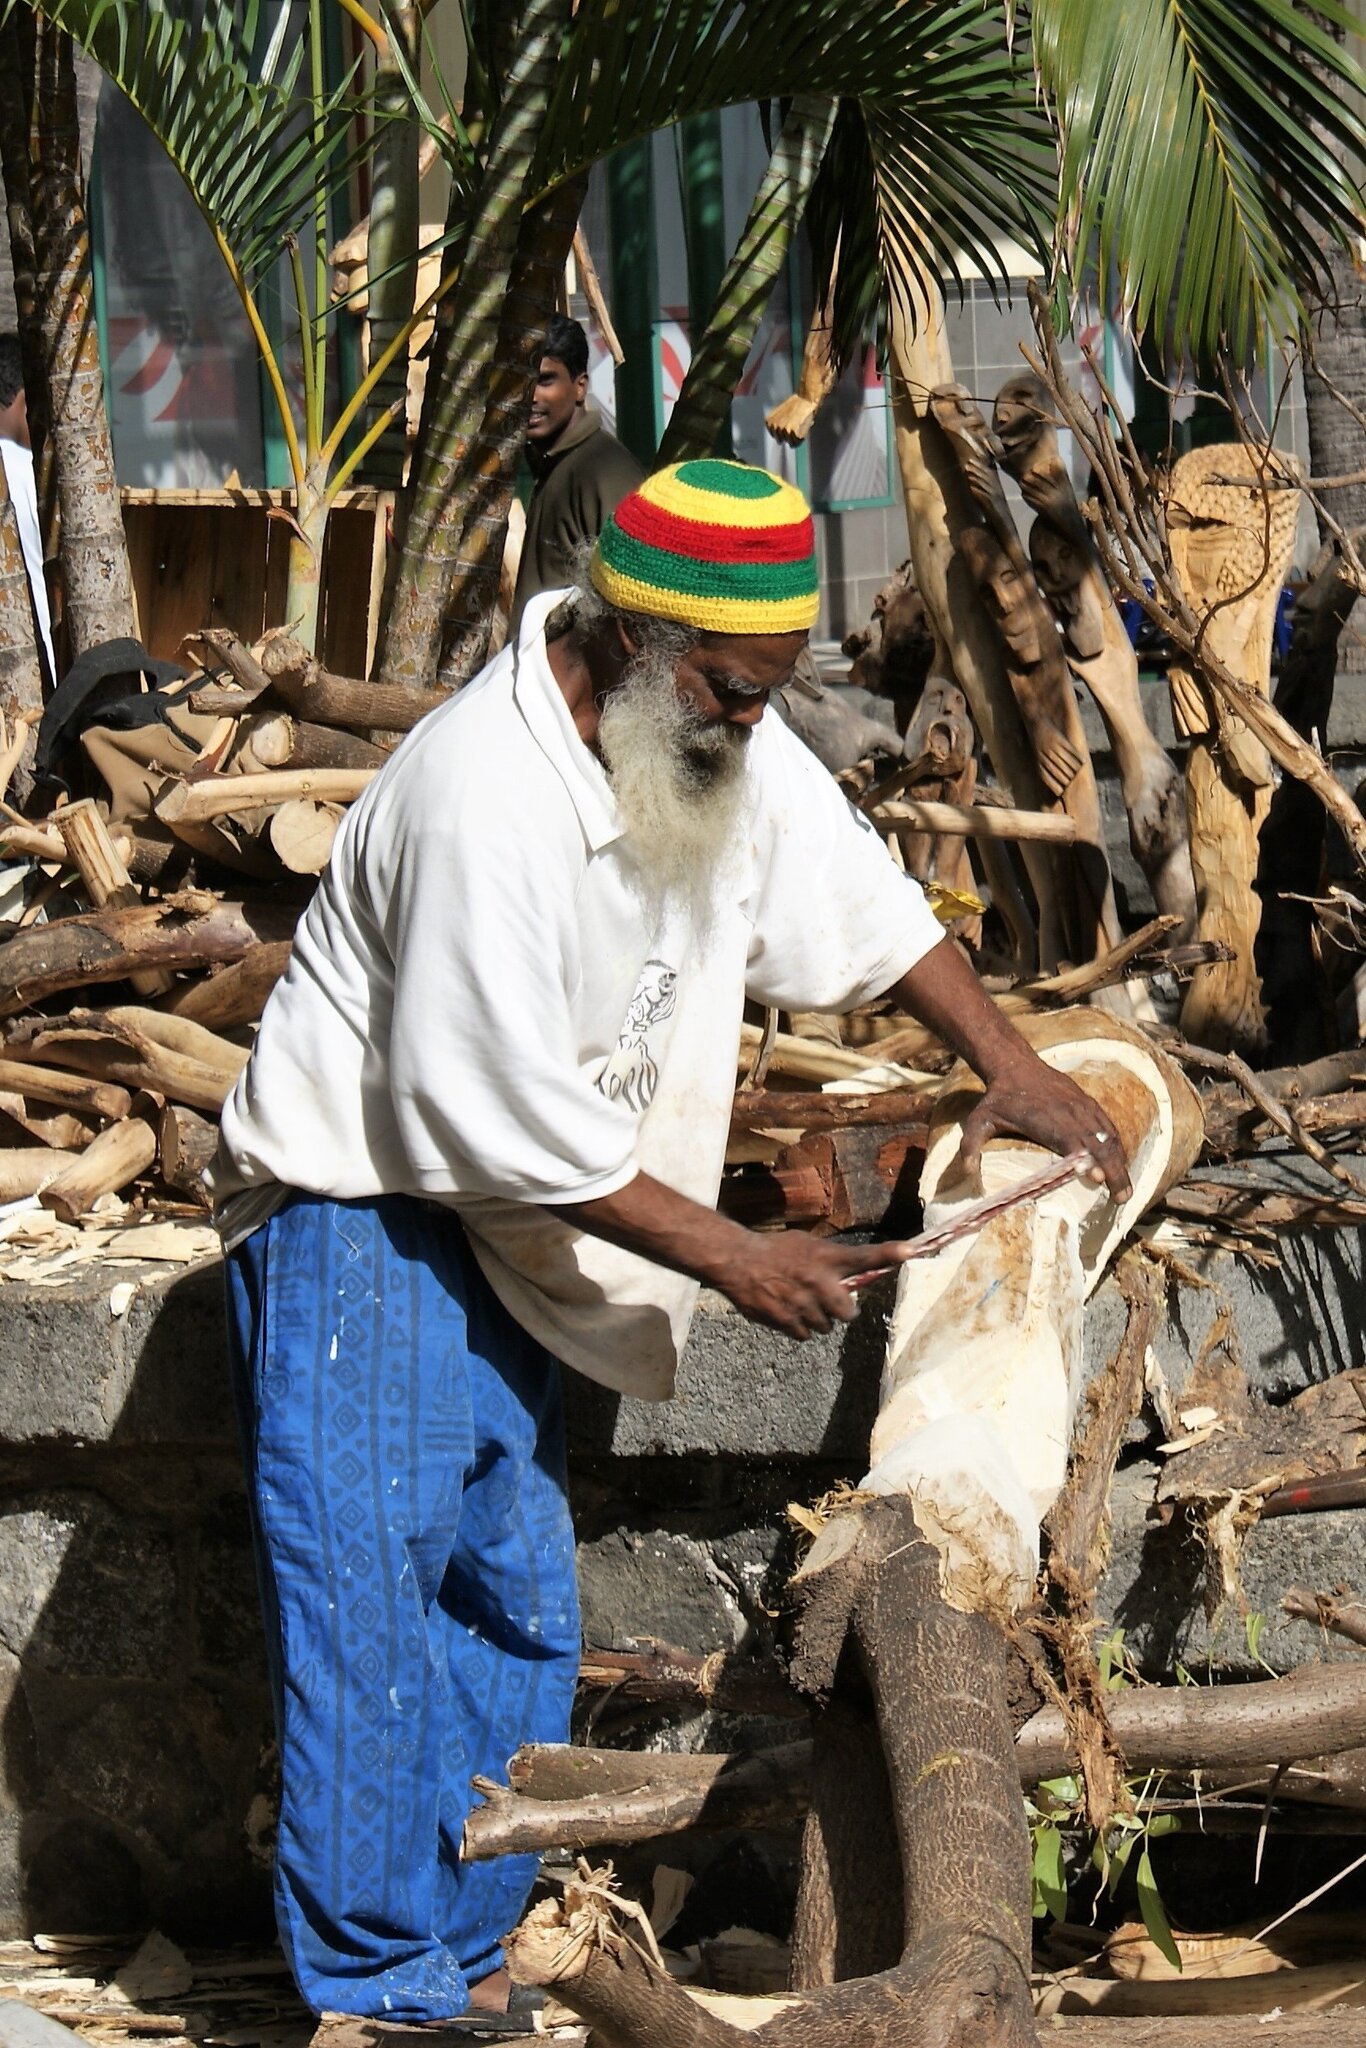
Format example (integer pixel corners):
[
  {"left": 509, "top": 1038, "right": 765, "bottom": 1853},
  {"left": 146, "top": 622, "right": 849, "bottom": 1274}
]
[{"left": 511, "top": 314, "right": 643, "bottom": 627}]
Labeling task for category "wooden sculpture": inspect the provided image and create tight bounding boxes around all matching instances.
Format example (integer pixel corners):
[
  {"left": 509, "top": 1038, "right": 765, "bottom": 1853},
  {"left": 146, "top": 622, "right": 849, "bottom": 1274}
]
[
  {"left": 991, "top": 373, "right": 1196, "bottom": 939},
  {"left": 1164, "top": 444, "right": 1302, "bottom": 1052},
  {"left": 929, "top": 382, "right": 1125, "bottom": 971}
]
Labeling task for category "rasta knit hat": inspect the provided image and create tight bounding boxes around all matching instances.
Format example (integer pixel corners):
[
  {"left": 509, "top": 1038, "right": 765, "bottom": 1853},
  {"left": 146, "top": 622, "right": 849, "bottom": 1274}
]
[{"left": 589, "top": 457, "right": 819, "bottom": 635}]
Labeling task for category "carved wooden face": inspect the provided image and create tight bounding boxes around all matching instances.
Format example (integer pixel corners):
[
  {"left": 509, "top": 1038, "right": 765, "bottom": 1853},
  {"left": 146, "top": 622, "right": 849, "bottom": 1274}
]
[
  {"left": 1030, "top": 524, "right": 1107, "bottom": 659},
  {"left": 992, "top": 373, "right": 1053, "bottom": 471}
]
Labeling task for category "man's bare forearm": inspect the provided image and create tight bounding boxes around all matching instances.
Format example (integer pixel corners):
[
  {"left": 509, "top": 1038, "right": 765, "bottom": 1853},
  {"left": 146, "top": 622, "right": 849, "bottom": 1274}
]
[
  {"left": 885, "top": 935, "right": 1039, "bottom": 1083},
  {"left": 551, "top": 1173, "right": 907, "bottom": 1338},
  {"left": 555, "top": 1172, "right": 754, "bottom": 1292}
]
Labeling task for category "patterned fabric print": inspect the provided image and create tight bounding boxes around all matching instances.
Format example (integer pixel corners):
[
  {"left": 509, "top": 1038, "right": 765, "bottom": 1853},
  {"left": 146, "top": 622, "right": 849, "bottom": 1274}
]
[
  {"left": 589, "top": 458, "right": 819, "bottom": 634},
  {"left": 225, "top": 1193, "right": 580, "bottom": 2020}
]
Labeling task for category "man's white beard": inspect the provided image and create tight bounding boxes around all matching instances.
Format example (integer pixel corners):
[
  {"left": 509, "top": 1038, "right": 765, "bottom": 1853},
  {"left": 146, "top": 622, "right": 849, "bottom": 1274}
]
[{"left": 597, "top": 646, "right": 751, "bottom": 921}]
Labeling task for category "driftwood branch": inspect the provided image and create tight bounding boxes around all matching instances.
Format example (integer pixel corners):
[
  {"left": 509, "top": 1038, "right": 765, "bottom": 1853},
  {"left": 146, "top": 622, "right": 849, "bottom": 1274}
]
[
  {"left": 463, "top": 1741, "right": 812, "bottom": 1860},
  {"left": 870, "top": 798, "right": 1078, "bottom": 844},
  {"left": 464, "top": 1666, "right": 1366, "bottom": 1861},
  {"left": 1284, "top": 1585, "right": 1366, "bottom": 1650},
  {"left": 578, "top": 1640, "right": 803, "bottom": 1718}
]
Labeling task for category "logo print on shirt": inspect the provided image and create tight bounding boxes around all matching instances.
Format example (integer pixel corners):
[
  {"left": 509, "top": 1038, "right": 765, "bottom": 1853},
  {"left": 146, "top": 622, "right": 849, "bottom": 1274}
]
[{"left": 597, "top": 958, "right": 678, "bottom": 1113}]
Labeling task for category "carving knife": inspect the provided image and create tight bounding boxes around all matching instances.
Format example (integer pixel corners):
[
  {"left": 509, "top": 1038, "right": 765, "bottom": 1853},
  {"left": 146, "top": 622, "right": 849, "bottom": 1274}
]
[{"left": 842, "top": 1147, "right": 1094, "bottom": 1291}]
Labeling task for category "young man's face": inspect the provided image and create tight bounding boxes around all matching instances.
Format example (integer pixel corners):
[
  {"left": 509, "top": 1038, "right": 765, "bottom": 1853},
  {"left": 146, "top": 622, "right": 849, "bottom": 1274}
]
[{"left": 527, "top": 354, "right": 589, "bottom": 447}]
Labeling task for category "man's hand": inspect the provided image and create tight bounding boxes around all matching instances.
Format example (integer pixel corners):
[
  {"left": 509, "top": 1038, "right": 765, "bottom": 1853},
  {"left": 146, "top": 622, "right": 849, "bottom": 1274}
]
[
  {"left": 708, "top": 1230, "right": 910, "bottom": 1339},
  {"left": 958, "top": 1056, "right": 1131, "bottom": 1202},
  {"left": 885, "top": 938, "right": 1133, "bottom": 1203}
]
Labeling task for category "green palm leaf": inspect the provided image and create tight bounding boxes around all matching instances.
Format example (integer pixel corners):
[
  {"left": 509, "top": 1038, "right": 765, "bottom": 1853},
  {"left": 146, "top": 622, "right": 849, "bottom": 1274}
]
[
  {"left": 1031, "top": 0, "right": 1366, "bottom": 358},
  {"left": 803, "top": 10, "right": 1054, "bottom": 375},
  {"left": 10, "top": 0, "right": 372, "bottom": 280},
  {"left": 658, "top": 94, "right": 837, "bottom": 465}
]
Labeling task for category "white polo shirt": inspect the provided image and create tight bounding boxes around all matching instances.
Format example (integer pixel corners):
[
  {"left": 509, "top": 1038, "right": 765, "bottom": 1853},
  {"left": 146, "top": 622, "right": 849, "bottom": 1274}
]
[{"left": 210, "top": 591, "right": 945, "bottom": 1398}]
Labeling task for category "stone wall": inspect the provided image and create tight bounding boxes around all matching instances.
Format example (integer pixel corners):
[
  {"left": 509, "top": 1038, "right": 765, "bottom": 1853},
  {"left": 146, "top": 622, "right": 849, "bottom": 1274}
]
[{"left": 1, "top": 1177, "right": 1365, "bottom": 1940}]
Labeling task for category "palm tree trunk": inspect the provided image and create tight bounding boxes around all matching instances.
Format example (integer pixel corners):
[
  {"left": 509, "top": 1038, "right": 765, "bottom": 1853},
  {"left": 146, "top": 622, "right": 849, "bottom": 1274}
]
[
  {"left": 29, "top": 19, "right": 136, "bottom": 655},
  {"left": 360, "top": 4, "right": 419, "bottom": 488},
  {"left": 658, "top": 96, "right": 836, "bottom": 468},
  {"left": 378, "top": 0, "right": 571, "bottom": 688},
  {"left": 0, "top": 13, "right": 55, "bottom": 554}
]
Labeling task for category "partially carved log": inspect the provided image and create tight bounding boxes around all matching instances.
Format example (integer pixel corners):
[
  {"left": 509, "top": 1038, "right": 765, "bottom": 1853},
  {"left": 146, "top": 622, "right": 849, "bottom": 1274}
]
[
  {"left": 991, "top": 372, "right": 1196, "bottom": 937},
  {"left": 789, "top": 1011, "right": 1199, "bottom": 2013},
  {"left": 1165, "top": 443, "right": 1302, "bottom": 1053}
]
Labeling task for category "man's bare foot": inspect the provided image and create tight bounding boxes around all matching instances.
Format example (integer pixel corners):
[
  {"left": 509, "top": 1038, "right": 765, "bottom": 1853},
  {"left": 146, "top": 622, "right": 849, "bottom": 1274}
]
[{"left": 466, "top": 1968, "right": 511, "bottom": 2016}]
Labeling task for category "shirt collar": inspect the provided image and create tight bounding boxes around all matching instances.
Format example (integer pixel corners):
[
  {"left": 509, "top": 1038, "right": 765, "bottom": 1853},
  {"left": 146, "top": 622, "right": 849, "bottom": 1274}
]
[
  {"left": 512, "top": 588, "right": 624, "bottom": 853},
  {"left": 527, "top": 405, "right": 601, "bottom": 477}
]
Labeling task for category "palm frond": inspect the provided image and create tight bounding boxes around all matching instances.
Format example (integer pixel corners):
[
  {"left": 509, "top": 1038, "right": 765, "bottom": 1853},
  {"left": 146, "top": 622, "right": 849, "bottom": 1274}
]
[
  {"left": 659, "top": 93, "right": 836, "bottom": 465},
  {"left": 13, "top": 0, "right": 372, "bottom": 279},
  {"left": 1031, "top": 0, "right": 1366, "bottom": 359}
]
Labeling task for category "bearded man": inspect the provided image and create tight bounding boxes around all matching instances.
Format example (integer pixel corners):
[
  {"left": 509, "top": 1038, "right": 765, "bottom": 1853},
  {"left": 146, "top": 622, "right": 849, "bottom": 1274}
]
[{"left": 211, "top": 459, "right": 1127, "bottom": 2032}]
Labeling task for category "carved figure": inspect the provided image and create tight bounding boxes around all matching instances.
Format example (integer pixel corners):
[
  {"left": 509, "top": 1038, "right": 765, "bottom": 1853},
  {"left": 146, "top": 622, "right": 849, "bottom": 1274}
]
[
  {"left": 992, "top": 372, "right": 1196, "bottom": 938},
  {"left": 1164, "top": 442, "right": 1302, "bottom": 1051},
  {"left": 930, "top": 382, "right": 1124, "bottom": 970}
]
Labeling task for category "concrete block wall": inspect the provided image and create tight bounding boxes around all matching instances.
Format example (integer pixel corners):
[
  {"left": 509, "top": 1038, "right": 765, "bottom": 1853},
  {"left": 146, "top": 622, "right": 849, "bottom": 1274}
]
[{"left": 1, "top": 1177, "right": 1364, "bottom": 1939}]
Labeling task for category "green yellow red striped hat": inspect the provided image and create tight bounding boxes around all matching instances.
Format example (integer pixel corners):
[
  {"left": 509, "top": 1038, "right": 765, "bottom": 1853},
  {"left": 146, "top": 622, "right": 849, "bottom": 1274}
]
[{"left": 589, "top": 457, "right": 819, "bottom": 635}]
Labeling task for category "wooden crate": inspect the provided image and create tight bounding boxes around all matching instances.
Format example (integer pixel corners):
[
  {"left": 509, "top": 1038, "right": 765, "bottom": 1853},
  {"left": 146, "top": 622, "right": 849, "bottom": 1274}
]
[{"left": 120, "top": 486, "right": 390, "bottom": 678}]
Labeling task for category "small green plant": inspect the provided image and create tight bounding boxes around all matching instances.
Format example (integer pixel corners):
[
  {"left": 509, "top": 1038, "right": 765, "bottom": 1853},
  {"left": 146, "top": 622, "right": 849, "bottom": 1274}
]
[{"left": 1026, "top": 1636, "right": 1184, "bottom": 1971}]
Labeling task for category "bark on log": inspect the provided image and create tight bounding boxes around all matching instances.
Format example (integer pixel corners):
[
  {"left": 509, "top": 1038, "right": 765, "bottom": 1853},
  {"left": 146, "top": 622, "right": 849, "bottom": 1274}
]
[
  {"left": 157, "top": 1101, "right": 216, "bottom": 1204},
  {"left": 39, "top": 1111, "right": 156, "bottom": 1220},
  {"left": 161, "top": 942, "right": 292, "bottom": 1029},
  {"left": 0, "top": 895, "right": 298, "bottom": 1016},
  {"left": 1044, "top": 1253, "right": 1165, "bottom": 1602},
  {"left": 729, "top": 1089, "right": 935, "bottom": 1136},
  {"left": 258, "top": 635, "right": 452, "bottom": 733},
  {"left": 718, "top": 1125, "right": 925, "bottom": 1234},
  {"left": 238, "top": 712, "right": 389, "bottom": 772},
  {"left": 469, "top": 1665, "right": 1366, "bottom": 1861},
  {"left": 8, "top": 1011, "right": 246, "bottom": 1116},
  {"left": 1018, "top": 1664, "right": 1366, "bottom": 1779},
  {"left": 28, "top": 22, "right": 138, "bottom": 653},
  {"left": 0, "top": 1056, "right": 129, "bottom": 1122},
  {"left": 578, "top": 1640, "right": 803, "bottom": 1719}
]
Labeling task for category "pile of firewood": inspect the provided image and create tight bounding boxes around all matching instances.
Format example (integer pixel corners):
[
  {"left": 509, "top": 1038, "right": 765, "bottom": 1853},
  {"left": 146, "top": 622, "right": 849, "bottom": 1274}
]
[{"left": 0, "top": 627, "right": 440, "bottom": 1224}]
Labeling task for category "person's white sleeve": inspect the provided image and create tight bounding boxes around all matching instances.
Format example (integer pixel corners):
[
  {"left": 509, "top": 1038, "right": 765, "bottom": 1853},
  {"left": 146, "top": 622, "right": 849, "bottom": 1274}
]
[
  {"left": 745, "top": 719, "right": 947, "bottom": 1012},
  {"left": 366, "top": 796, "right": 639, "bottom": 1205}
]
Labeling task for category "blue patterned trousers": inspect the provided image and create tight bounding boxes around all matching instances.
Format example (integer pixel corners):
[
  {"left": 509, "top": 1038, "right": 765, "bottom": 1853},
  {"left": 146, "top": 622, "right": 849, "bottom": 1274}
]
[{"left": 224, "top": 1192, "right": 581, "bottom": 2019}]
